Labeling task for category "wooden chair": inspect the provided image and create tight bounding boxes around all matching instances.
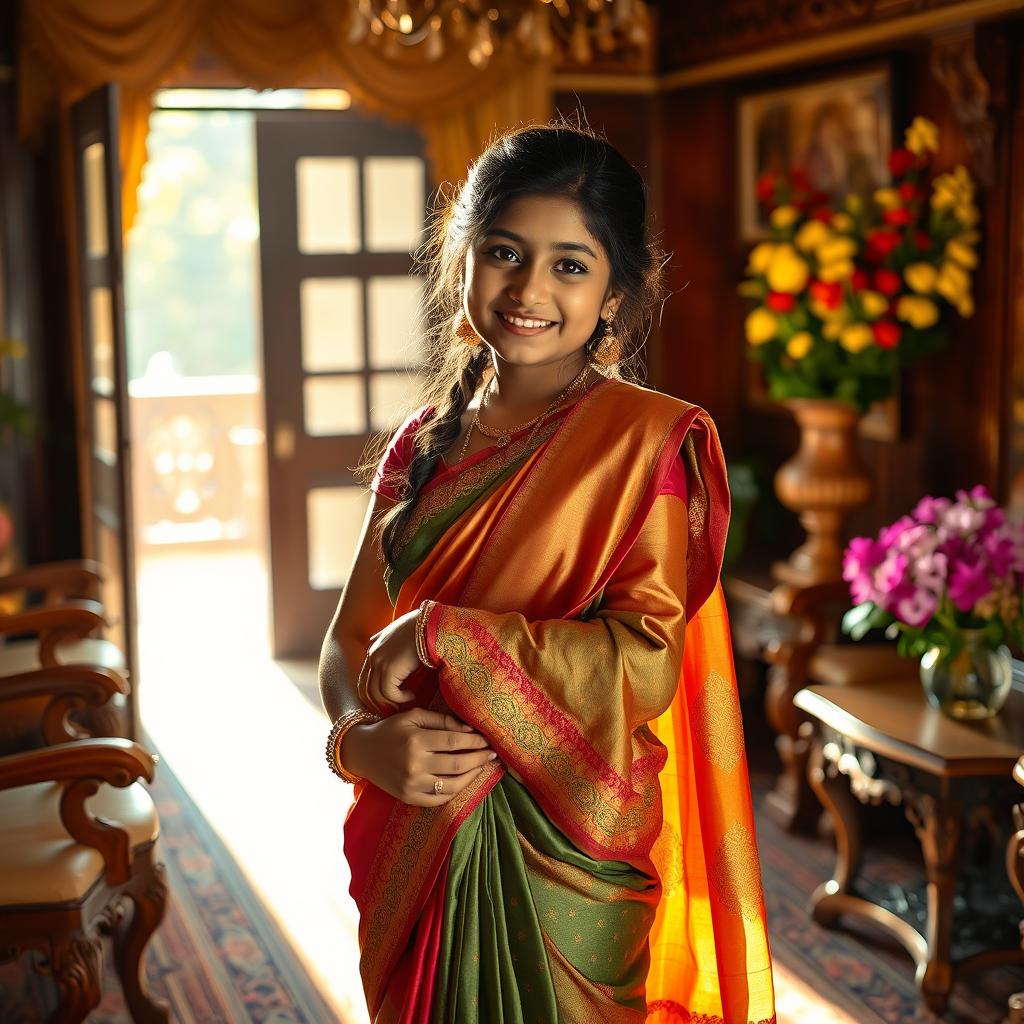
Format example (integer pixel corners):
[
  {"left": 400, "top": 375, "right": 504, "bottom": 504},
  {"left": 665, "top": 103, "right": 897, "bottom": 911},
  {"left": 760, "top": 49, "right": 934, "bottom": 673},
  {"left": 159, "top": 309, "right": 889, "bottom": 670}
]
[
  {"left": 0, "top": 665, "right": 168, "bottom": 1022},
  {"left": 0, "top": 561, "right": 129, "bottom": 744}
]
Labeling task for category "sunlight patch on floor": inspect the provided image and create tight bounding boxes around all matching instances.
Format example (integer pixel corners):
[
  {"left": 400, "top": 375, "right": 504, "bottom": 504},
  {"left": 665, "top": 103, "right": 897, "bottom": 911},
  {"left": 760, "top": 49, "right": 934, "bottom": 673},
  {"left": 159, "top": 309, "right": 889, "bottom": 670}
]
[
  {"left": 135, "top": 547, "right": 851, "bottom": 1024},
  {"left": 136, "top": 548, "right": 368, "bottom": 1024}
]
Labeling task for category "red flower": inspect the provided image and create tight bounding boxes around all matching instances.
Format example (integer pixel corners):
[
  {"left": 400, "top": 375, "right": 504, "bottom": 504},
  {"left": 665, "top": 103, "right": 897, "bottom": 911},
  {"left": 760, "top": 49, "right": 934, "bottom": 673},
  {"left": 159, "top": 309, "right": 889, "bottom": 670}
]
[
  {"left": 810, "top": 279, "right": 843, "bottom": 310},
  {"left": 898, "top": 181, "right": 918, "bottom": 202},
  {"left": 756, "top": 171, "right": 777, "bottom": 205},
  {"left": 851, "top": 269, "right": 870, "bottom": 291},
  {"left": 889, "top": 148, "right": 916, "bottom": 177},
  {"left": 872, "top": 320, "right": 902, "bottom": 349},
  {"left": 765, "top": 291, "right": 796, "bottom": 313},
  {"left": 914, "top": 230, "right": 932, "bottom": 252},
  {"left": 874, "top": 268, "right": 902, "bottom": 295},
  {"left": 867, "top": 229, "right": 903, "bottom": 256},
  {"left": 788, "top": 168, "right": 811, "bottom": 191},
  {"left": 811, "top": 206, "right": 834, "bottom": 223},
  {"left": 882, "top": 207, "right": 914, "bottom": 227}
]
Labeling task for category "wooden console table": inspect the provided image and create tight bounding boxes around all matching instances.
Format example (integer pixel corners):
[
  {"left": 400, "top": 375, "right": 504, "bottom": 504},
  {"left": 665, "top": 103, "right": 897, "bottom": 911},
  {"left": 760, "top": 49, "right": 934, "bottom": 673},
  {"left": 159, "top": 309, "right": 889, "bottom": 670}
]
[{"left": 795, "top": 677, "right": 1024, "bottom": 1013}]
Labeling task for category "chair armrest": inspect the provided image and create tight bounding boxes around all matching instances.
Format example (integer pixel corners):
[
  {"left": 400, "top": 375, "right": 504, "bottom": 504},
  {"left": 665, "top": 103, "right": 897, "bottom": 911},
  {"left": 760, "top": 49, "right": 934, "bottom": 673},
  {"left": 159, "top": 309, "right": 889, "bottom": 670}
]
[
  {"left": 0, "top": 559, "right": 104, "bottom": 600},
  {"left": 0, "top": 665, "right": 130, "bottom": 744},
  {"left": 0, "top": 600, "right": 109, "bottom": 665},
  {"left": 0, "top": 737, "right": 158, "bottom": 884}
]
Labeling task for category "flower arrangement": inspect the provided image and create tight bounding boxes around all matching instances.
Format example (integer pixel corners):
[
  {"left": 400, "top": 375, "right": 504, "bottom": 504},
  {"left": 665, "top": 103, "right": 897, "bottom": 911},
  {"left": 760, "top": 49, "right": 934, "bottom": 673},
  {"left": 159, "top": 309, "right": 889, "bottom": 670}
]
[
  {"left": 738, "top": 117, "right": 981, "bottom": 414},
  {"left": 840, "top": 484, "right": 1024, "bottom": 662}
]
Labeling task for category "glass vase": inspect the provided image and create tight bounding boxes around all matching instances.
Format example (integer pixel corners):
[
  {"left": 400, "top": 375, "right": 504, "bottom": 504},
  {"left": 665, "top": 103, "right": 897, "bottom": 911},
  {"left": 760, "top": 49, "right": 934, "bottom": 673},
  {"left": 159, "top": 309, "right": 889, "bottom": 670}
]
[{"left": 918, "top": 627, "right": 1013, "bottom": 720}]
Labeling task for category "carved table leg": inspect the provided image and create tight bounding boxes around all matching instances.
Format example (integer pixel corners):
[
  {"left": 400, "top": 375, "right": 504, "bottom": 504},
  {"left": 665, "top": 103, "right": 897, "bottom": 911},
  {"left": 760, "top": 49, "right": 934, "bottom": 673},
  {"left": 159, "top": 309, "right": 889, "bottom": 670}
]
[
  {"left": 905, "top": 793, "right": 962, "bottom": 1014},
  {"left": 806, "top": 736, "right": 863, "bottom": 926},
  {"left": 112, "top": 861, "right": 170, "bottom": 1023},
  {"left": 46, "top": 933, "right": 103, "bottom": 1023},
  {"left": 1004, "top": 800, "right": 1024, "bottom": 1023}
]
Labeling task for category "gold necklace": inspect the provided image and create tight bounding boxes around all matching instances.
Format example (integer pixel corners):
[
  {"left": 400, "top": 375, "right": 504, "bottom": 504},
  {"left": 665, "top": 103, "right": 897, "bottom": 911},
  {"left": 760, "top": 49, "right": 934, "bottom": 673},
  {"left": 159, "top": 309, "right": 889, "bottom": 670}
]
[{"left": 456, "top": 365, "right": 592, "bottom": 463}]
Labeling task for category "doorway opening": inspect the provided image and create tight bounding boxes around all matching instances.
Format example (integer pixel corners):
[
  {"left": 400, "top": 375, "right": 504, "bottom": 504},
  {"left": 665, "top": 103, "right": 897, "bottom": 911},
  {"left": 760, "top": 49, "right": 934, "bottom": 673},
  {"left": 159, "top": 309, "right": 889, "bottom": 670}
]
[{"left": 124, "top": 87, "right": 429, "bottom": 1021}]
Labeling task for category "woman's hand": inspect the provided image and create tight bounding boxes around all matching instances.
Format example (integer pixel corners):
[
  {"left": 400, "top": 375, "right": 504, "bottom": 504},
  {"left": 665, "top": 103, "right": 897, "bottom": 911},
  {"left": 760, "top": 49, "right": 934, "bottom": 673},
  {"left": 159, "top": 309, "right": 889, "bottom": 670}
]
[
  {"left": 341, "top": 708, "right": 499, "bottom": 807},
  {"left": 357, "top": 608, "right": 425, "bottom": 714}
]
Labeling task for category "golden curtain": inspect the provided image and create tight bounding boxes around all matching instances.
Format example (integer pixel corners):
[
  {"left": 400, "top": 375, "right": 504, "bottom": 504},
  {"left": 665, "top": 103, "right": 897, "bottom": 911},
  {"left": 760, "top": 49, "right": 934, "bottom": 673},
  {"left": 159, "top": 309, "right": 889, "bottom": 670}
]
[{"left": 17, "top": 0, "right": 554, "bottom": 234}]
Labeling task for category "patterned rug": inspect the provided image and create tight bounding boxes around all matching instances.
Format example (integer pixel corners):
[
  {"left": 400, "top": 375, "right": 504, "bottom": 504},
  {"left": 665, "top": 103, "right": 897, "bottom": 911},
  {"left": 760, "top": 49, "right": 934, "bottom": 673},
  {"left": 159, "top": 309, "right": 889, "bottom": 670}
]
[
  {"left": 0, "top": 731, "right": 339, "bottom": 1024},
  {"left": 3, "top": 716, "right": 1023, "bottom": 1023}
]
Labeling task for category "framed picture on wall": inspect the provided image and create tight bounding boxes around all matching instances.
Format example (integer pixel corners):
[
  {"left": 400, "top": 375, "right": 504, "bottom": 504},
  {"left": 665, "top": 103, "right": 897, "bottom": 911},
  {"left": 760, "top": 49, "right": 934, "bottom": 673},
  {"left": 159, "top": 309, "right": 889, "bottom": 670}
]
[{"left": 737, "top": 65, "right": 893, "bottom": 243}]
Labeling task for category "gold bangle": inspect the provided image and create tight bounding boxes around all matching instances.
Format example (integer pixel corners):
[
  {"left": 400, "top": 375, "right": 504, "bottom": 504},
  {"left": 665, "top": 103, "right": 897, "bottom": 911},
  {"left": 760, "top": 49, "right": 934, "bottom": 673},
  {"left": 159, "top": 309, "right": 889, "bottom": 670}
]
[
  {"left": 326, "top": 708, "right": 381, "bottom": 783},
  {"left": 416, "top": 599, "right": 439, "bottom": 670}
]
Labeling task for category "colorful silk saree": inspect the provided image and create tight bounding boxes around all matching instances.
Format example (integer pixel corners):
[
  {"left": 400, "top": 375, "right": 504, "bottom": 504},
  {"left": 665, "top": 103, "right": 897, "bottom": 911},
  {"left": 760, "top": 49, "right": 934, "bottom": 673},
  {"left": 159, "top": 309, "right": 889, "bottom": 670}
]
[{"left": 344, "top": 375, "right": 775, "bottom": 1023}]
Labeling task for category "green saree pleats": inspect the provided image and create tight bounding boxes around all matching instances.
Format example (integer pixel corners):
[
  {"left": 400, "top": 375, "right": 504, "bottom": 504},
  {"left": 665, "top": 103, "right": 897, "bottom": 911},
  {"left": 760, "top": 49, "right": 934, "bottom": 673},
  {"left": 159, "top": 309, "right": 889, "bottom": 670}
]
[{"left": 432, "top": 774, "right": 659, "bottom": 1024}]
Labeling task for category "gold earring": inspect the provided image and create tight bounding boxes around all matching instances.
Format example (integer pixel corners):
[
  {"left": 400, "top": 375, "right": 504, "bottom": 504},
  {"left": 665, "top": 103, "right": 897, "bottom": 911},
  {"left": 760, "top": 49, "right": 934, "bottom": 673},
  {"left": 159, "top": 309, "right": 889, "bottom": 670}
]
[
  {"left": 455, "top": 310, "right": 479, "bottom": 346},
  {"left": 593, "top": 309, "right": 619, "bottom": 367}
]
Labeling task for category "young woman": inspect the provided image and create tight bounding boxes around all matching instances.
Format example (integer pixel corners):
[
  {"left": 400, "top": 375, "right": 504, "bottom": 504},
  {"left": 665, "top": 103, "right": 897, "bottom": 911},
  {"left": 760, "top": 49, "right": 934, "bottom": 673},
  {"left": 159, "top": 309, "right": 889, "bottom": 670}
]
[{"left": 319, "top": 121, "right": 775, "bottom": 1024}]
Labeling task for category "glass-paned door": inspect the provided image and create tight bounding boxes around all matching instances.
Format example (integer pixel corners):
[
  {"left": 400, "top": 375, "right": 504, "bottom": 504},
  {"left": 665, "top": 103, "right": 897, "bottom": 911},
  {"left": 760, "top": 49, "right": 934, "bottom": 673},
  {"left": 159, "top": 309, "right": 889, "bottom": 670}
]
[
  {"left": 71, "top": 85, "right": 141, "bottom": 738},
  {"left": 256, "top": 110, "right": 430, "bottom": 656}
]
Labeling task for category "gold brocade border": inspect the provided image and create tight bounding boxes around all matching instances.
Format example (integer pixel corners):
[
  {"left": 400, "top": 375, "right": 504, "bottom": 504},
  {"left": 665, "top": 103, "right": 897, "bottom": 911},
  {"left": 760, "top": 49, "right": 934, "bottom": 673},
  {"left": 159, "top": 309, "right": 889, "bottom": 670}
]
[
  {"left": 357, "top": 761, "right": 504, "bottom": 1012},
  {"left": 646, "top": 1003, "right": 777, "bottom": 1024},
  {"left": 395, "top": 411, "right": 565, "bottom": 556},
  {"left": 434, "top": 614, "right": 666, "bottom": 860}
]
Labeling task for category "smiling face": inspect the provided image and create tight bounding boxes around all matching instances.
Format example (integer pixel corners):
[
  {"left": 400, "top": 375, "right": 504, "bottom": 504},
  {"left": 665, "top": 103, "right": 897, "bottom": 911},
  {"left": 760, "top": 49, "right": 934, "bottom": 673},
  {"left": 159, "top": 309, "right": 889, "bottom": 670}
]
[{"left": 462, "top": 193, "right": 620, "bottom": 369}]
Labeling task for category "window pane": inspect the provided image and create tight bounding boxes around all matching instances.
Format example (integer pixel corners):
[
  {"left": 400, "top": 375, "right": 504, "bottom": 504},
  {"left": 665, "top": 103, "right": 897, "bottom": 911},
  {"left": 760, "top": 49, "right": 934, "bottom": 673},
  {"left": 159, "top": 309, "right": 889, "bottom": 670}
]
[
  {"left": 369, "top": 371, "right": 424, "bottom": 433},
  {"left": 90, "top": 286, "right": 115, "bottom": 395},
  {"left": 93, "top": 395, "right": 118, "bottom": 464},
  {"left": 303, "top": 375, "right": 365, "bottom": 436},
  {"left": 367, "top": 276, "right": 426, "bottom": 369},
  {"left": 300, "top": 278, "right": 364, "bottom": 371},
  {"left": 296, "top": 157, "right": 360, "bottom": 254},
  {"left": 83, "top": 142, "right": 109, "bottom": 258},
  {"left": 364, "top": 157, "right": 425, "bottom": 253},
  {"left": 307, "top": 485, "right": 369, "bottom": 590}
]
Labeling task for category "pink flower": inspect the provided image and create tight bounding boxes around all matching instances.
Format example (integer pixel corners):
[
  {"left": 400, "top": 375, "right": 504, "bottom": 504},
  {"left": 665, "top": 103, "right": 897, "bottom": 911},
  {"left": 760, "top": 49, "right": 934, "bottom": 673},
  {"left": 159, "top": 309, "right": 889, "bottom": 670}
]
[
  {"left": 913, "top": 550, "right": 948, "bottom": 594},
  {"left": 894, "top": 587, "right": 937, "bottom": 628},
  {"left": 948, "top": 558, "right": 993, "bottom": 612},
  {"left": 912, "top": 495, "right": 950, "bottom": 525},
  {"left": 843, "top": 536, "right": 887, "bottom": 604}
]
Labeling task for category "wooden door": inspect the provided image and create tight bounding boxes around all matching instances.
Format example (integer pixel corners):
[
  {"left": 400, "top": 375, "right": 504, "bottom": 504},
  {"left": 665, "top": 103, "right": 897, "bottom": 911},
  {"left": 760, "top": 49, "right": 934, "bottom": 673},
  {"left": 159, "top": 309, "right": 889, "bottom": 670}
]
[
  {"left": 255, "top": 110, "right": 430, "bottom": 657},
  {"left": 71, "top": 85, "right": 140, "bottom": 738}
]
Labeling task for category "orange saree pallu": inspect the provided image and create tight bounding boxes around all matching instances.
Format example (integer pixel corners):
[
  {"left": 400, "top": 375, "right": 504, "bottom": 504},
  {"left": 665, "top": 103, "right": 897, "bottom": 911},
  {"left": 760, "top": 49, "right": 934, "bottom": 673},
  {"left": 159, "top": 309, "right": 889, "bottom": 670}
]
[{"left": 343, "top": 376, "right": 775, "bottom": 1023}]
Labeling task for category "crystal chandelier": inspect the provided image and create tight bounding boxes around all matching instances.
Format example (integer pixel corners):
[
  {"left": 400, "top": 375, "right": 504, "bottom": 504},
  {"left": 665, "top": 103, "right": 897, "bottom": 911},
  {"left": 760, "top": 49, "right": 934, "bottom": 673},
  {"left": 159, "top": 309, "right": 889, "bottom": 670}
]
[{"left": 345, "top": 0, "right": 651, "bottom": 67}]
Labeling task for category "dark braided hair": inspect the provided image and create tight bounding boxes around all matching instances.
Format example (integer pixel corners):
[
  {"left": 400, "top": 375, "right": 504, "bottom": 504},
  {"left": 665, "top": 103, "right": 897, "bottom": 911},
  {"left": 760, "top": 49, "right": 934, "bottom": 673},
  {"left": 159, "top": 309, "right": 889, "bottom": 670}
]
[{"left": 356, "top": 116, "right": 668, "bottom": 577}]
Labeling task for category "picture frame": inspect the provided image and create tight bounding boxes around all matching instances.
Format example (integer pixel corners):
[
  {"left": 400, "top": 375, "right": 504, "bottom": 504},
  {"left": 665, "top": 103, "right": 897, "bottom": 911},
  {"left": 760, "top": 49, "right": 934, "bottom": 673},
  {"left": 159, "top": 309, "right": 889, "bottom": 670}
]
[{"left": 738, "top": 65, "right": 893, "bottom": 244}]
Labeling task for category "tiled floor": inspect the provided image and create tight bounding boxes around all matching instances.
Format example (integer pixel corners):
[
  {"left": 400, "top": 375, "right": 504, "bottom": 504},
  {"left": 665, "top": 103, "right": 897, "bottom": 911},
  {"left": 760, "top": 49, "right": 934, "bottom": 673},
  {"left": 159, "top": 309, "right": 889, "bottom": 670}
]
[{"left": 135, "top": 545, "right": 856, "bottom": 1024}]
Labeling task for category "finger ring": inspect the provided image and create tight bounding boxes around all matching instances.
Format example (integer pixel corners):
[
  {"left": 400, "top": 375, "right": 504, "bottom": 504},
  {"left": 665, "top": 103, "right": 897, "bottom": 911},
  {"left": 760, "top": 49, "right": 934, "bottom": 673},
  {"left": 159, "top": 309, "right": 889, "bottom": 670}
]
[{"left": 434, "top": 778, "right": 444, "bottom": 794}]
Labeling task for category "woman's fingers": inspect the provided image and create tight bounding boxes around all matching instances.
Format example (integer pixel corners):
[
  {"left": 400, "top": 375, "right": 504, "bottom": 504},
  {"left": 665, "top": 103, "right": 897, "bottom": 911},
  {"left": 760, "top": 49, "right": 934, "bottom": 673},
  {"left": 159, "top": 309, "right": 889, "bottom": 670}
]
[
  {"left": 427, "top": 748, "right": 498, "bottom": 776},
  {"left": 421, "top": 728, "right": 492, "bottom": 752},
  {"left": 409, "top": 761, "right": 497, "bottom": 807}
]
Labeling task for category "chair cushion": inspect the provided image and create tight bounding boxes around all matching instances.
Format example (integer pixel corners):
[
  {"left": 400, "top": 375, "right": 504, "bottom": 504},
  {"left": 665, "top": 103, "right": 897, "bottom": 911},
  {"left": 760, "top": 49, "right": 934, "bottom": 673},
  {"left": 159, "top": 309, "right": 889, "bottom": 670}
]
[
  {"left": 0, "top": 636, "right": 125, "bottom": 677},
  {"left": 807, "top": 642, "right": 919, "bottom": 687},
  {"left": 0, "top": 780, "right": 158, "bottom": 904}
]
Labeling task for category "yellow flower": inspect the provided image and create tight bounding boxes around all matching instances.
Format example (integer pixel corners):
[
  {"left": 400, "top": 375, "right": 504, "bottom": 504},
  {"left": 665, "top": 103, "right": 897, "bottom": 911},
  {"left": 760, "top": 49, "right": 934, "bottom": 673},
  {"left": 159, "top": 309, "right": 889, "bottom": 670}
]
[
  {"left": 770, "top": 205, "right": 800, "bottom": 230},
  {"left": 904, "top": 263, "right": 938, "bottom": 294},
  {"left": 786, "top": 332, "right": 814, "bottom": 359},
  {"left": 745, "top": 307, "right": 778, "bottom": 345},
  {"left": 873, "top": 187, "right": 902, "bottom": 210},
  {"left": 930, "top": 186, "right": 957, "bottom": 211},
  {"left": 746, "top": 241, "right": 776, "bottom": 276},
  {"left": 896, "top": 295, "right": 940, "bottom": 329},
  {"left": 955, "top": 292, "right": 975, "bottom": 318},
  {"left": 905, "top": 116, "right": 939, "bottom": 156},
  {"left": 794, "top": 220, "right": 831, "bottom": 253},
  {"left": 953, "top": 164, "right": 975, "bottom": 194},
  {"left": 830, "top": 212, "right": 855, "bottom": 233},
  {"left": 839, "top": 323, "right": 874, "bottom": 353},
  {"left": 937, "top": 260, "right": 966, "bottom": 303},
  {"left": 817, "top": 237, "right": 857, "bottom": 264},
  {"left": 859, "top": 291, "right": 889, "bottom": 318},
  {"left": 821, "top": 312, "right": 850, "bottom": 340},
  {"left": 817, "top": 259, "right": 854, "bottom": 283},
  {"left": 946, "top": 238, "right": 978, "bottom": 269},
  {"left": 954, "top": 203, "right": 980, "bottom": 227},
  {"left": 766, "top": 245, "right": 810, "bottom": 293},
  {"left": 844, "top": 194, "right": 863, "bottom": 214}
]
